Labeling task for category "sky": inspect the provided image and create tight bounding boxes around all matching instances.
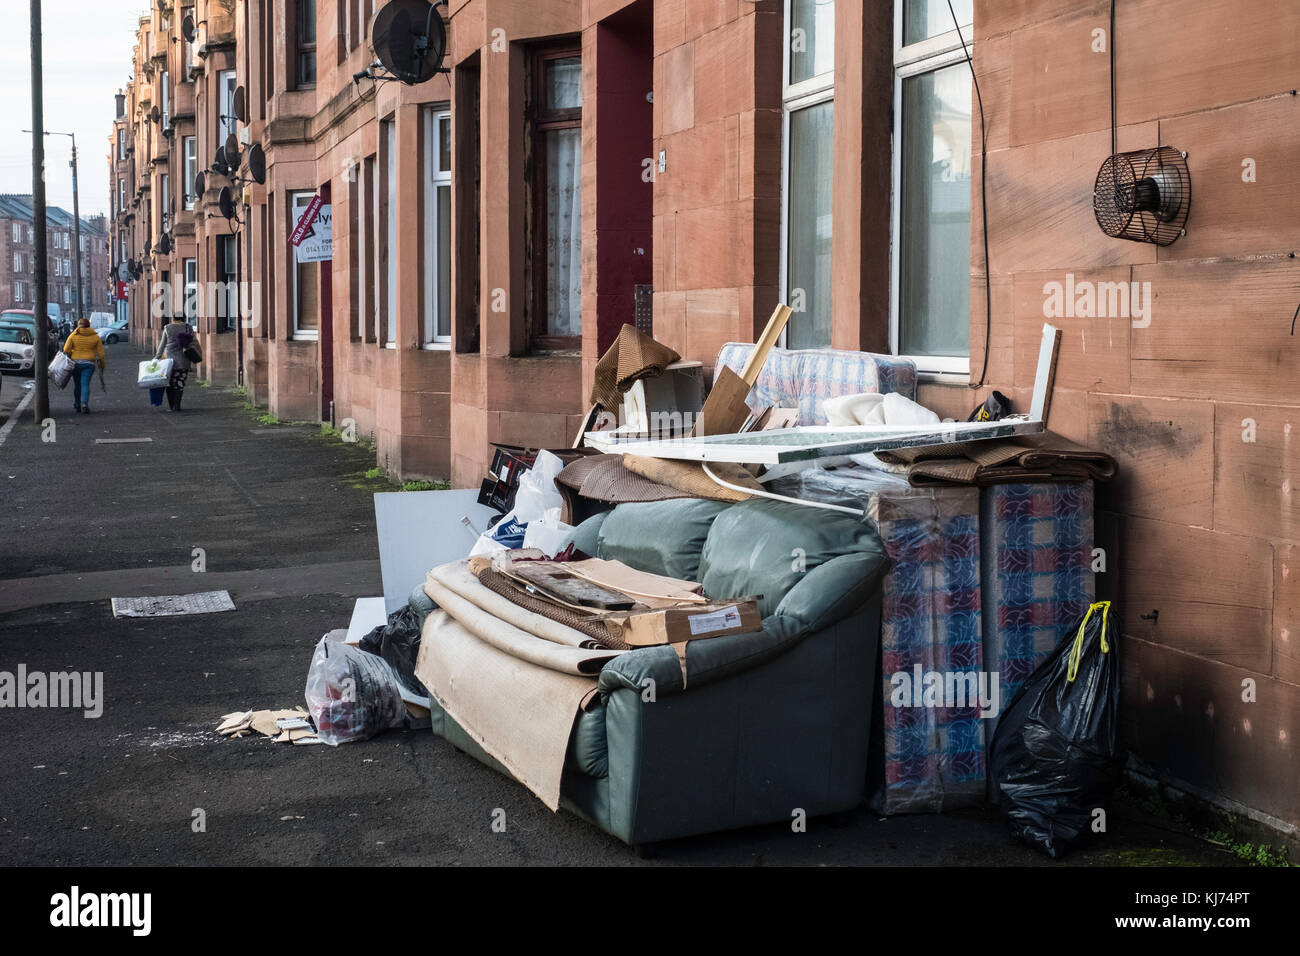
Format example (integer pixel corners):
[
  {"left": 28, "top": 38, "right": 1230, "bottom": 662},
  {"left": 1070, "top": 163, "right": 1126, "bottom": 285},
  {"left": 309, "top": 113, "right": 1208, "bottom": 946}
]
[{"left": 0, "top": 0, "right": 148, "bottom": 220}]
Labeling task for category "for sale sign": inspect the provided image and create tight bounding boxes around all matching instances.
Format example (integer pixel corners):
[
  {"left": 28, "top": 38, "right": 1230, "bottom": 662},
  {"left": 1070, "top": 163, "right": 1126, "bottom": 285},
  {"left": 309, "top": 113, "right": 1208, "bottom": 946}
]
[{"left": 292, "top": 198, "right": 333, "bottom": 264}]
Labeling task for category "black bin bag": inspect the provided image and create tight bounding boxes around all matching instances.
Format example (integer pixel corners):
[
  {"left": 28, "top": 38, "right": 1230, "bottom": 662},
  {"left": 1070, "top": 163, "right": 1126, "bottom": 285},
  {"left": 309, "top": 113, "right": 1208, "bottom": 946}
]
[{"left": 989, "top": 601, "right": 1124, "bottom": 858}]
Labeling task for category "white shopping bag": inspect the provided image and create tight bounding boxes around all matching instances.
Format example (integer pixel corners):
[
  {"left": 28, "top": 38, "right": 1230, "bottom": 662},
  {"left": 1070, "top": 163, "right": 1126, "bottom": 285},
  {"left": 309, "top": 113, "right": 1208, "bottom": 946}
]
[
  {"left": 48, "top": 352, "right": 74, "bottom": 390},
  {"left": 138, "top": 357, "right": 173, "bottom": 389}
]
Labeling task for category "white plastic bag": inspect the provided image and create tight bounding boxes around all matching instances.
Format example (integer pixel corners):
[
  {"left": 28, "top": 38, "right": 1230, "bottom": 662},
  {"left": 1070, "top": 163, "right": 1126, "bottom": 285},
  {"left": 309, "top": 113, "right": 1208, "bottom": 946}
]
[
  {"left": 138, "top": 357, "right": 173, "bottom": 389},
  {"left": 303, "top": 635, "right": 407, "bottom": 745},
  {"left": 48, "top": 352, "right": 74, "bottom": 390},
  {"left": 470, "top": 451, "right": 567, "bottom": 556},
  {"left": 522, "top": 508, "right": 575, "bottom": 557}
]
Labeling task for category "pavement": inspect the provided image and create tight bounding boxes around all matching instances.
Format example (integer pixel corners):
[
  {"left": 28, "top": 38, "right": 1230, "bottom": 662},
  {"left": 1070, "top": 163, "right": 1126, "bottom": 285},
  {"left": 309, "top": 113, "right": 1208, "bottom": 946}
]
[{"left": 0, "top": 345, "right": 1239, "bottom": 866}]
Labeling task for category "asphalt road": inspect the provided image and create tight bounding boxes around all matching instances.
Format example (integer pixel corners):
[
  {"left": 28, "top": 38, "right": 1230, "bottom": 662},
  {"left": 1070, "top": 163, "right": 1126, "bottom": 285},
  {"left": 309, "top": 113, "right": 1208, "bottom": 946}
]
[{"left": 0, "top": 346, "right": 1236, "bottom": 866}]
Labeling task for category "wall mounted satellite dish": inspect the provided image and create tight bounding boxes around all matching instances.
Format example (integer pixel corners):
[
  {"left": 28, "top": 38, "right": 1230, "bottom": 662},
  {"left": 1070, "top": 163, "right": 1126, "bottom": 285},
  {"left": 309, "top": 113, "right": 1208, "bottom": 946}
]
[
  {"left": 150, "top": 105, "right": 161, "bottom": 124},
  {"left": 213, "top": 146, "right": 229, "bottom": 174},
  {"left": 157, "top": 234, "right": 173, "bottom": 255},
  {"left": 1093, "top": 146, "right": 1191, "bottom": 246},
  {"left": 182, "top": 15, "right": 204, "bottom": 43},
  {"left": 143, "top": 238, "right": 152, "bottom": 255},
  {"left": 131, "top": 261, "right": 143, "bottom": 280},
  {"left": 218, "top": 186, "right": 237, "bottom": 221},
  {"left": 371, "top": 0, "right": 447, "bottom": 84},
  {"left": 233, "top": 86, "right": 247, "bottom": 124},
  {"left": 224, "top": 134, "right": 241, "bottom": 164},
  {"left": 247, "top": 143, "right": 266, "bottom": 185},
  {"left": 193, "top": 171, "right": 206, "bottom": 197}
]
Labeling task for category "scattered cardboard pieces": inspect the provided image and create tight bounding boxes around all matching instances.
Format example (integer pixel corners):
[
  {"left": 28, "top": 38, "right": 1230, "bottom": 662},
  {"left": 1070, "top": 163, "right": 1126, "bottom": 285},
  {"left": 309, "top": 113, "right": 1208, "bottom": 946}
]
[{"left": 216, "top": 707, "right": 320, "bottom": 745}]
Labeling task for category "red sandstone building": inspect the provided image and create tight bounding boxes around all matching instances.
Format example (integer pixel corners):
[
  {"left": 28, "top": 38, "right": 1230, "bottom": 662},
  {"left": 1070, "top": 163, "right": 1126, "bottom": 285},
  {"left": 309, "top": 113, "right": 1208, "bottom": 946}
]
[{"left": 108, "top": 1, "right": 1300, "bottom": 833}]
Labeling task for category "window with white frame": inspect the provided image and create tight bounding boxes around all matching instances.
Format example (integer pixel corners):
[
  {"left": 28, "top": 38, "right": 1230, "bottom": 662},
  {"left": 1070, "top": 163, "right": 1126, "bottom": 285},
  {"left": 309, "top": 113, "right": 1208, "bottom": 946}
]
[
  {"left": 183, "top": 257, "right": 199, "bottom": 324},
  {"left": 161, "top": 174, "right": 170, "bottom": 231},
  {"left": 290, "top": 191, "right": 321, "bottom": 339},
  {"left": 161, "top": 71, "right": 170, "bottom": 128},
  {"left": 892, "top": 0, "right": 973, "bottom": 372},
  {"left": 14, "top": 281, "right": 23, "bottom": 301},
  {"left": 184, "top": 137, "right": 197, "bottom": 208},
  {"left": 119, "top": 179, "right": 126, "bottom": 214},
  {"left": 182, "top": 6, "right": 194, "bottom": 74},
  {"left": 11, "top": 223, "right": 19, "bottom": 243},
  {"left": 218, "top": 70, "right": 237, "bottom": 145},
  {"left": 13, "top": 252, "right": 20, "bottom": 272},
  {"left": 381, "top": 118, "right": 397, "bottom": 347},
  {"left": 780, "top": 0, "right": 834, "bottom": 350},
  {"left": 118, "top": 128, "right": 126, "bottom": 160},
  {"left": 422, "top": 108, "right": 451, "bottom": 346}
]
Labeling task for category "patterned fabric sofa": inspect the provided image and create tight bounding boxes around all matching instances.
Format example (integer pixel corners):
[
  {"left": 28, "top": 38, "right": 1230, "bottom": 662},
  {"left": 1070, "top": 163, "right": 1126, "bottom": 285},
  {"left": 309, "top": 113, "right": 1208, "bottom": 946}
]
[{"left": 715, "top": 342, "right": 919, "bottom": 425}]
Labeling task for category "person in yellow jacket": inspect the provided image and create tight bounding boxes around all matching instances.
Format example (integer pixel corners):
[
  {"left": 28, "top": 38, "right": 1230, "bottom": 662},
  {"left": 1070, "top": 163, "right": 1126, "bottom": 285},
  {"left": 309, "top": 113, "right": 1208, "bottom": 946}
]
[{"left": 62, "top": 318, "right": 106, "bottom": 414}]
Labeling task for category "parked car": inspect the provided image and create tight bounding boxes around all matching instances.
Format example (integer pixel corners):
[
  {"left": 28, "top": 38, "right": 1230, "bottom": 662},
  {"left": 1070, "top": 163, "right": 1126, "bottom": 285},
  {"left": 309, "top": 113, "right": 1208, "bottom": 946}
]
[
  {"left": 0, "top": 310, "right": 58, "bottom": 362},
  {"left": 88, "top": 312, "right": 115, "bottom": 329},
  {"left": 99, "top": 318, "right": 129, "bottom": 345},
  {"left": 0, "top": 325, "right": 36, "bottom": 375}
]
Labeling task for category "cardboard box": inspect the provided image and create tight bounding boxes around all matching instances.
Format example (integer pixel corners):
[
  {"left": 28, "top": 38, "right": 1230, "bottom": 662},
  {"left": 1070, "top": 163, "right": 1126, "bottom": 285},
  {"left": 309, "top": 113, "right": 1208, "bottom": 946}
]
[{"left": 606, "top": 600, "right": 762, "bottom": 648}]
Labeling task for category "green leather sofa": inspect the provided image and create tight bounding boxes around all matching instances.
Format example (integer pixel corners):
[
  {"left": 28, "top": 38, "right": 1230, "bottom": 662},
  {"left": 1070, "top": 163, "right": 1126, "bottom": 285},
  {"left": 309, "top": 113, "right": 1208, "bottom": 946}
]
[{"left": 416, "top": 496, "right": 890, "bottom": 850}]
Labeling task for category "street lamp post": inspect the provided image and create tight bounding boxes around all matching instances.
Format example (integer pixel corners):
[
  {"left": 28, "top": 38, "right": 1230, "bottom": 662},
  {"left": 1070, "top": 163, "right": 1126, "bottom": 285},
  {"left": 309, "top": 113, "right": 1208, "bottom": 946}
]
[
  {"left": 29, "top": 0, "right": 49, "bottom": 424},
  {"left": 24, "top": 130, "right": 85, "bottom": 321}
]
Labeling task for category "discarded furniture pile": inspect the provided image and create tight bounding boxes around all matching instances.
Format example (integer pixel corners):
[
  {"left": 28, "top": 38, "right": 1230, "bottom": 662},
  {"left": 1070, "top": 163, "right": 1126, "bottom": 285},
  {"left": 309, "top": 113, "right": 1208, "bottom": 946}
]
[{"left": 229, "top": 306, "right": 1125, "bottom": 857}]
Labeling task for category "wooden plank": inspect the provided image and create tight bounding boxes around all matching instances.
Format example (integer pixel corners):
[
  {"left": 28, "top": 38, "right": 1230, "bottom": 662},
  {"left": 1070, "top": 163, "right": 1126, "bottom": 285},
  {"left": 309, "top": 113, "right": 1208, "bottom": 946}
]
[
  {"left": 1121, "top": 636, "right": 1300, "bottom": 828},
  {"left": 1121, "top": 517, "right": 1272, "bottom": 672},
  {"left": 1087, "top": 392, "right": 1214, "bottom": 526},
  {"left": 1212, "top": 402, "right": 1300, "bottom": 541},
  {"left": 739, "top": 303, "right": 793, "bottom": 386},
  {"left": 1029, "top": 322, "right": 1061, "bottom": 424},
  {"left": 691, "top": 366, "right": 751, "bottom": 437},
  {"left": 503, "top": 563, "right": 636, "bottom": 611}
]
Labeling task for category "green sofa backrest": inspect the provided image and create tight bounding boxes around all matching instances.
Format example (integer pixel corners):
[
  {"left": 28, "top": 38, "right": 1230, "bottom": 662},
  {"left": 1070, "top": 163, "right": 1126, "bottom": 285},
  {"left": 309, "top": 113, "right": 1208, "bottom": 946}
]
[
  {"left": 593, "top": 498, "right": 730, "bottom": 581},
  {"left": 699, "top": 498, "right": 889, "bottom": 619}
]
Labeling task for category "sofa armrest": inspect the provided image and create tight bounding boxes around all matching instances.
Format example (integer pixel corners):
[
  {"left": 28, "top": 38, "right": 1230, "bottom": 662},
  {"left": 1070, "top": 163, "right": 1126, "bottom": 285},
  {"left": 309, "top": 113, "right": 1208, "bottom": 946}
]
[
  {"left": 598, "top": 613, "right": 806, "bottom": 700},
  {"left": 775, "top": 551, "right": 889, "bottom": 633}
]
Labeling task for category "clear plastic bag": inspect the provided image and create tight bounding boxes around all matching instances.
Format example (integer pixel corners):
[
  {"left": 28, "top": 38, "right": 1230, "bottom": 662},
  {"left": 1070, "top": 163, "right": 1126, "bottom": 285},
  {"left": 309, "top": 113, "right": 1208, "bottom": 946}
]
[
  {"left": 48, "top": 352, "right": 74, "bottom": 390},
  {"left": 303, "top": 635, "right": 407, "bottom": 745},
  {"left": 137, "top": 357, "right": 173, "bottom": 389}
]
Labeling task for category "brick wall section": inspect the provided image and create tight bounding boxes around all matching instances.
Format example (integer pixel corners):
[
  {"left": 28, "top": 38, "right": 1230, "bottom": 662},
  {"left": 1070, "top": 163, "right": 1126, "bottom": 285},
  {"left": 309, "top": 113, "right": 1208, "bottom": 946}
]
[{"left": 925, "top": 0, "right": 1300, "bottom": 828}]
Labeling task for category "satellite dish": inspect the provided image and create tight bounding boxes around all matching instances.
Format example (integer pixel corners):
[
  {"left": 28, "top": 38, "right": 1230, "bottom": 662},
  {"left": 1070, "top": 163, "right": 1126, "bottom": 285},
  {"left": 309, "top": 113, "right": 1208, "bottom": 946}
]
[
  {"left": 218, "top": 186, "right": 237, "bottom": 221},
  {"left": 150, "top": 105, "right": 161, "bottom": 124},
  {"left": 224, "top": 134, "right": 241, "bottom": 164},
  {"left": 248, "top": 143, "right": 266, "bottom": 185},
  {"left": 181, "top": 15, "right": 195, "bottom": 42},
  {"left": 143, "top": 238, "right": 152, "bottom": 255},
  {"left": 233, "top": 85, "right": 247, "bottom": 123},
  {"left": 193, "top": 171, "right": 206, "bottom": 197},
  {"left": 131, "top": 261, "right": 143, "bottom": 280},
  {"left": 213, "top": 146, "right": 228, "bottom": 172},
  {"left": 371, "top": 0, "right": 446, "bottom": 85},
  {"left": 157, "top": 234, "right": 173, "bottom": 255}
]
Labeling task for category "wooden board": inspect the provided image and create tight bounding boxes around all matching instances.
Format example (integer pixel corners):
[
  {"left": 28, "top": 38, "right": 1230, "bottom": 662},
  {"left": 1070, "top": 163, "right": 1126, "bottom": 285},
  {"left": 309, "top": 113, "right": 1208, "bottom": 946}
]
[
  {"left": 503, "top": 562, "right": 636, "bottom": 611},
  {"left": 739, "top": 303, "right": 793, "bottom": 386},
  {"left": 691, "top": 366, "right": 752, "bottom": 437}
]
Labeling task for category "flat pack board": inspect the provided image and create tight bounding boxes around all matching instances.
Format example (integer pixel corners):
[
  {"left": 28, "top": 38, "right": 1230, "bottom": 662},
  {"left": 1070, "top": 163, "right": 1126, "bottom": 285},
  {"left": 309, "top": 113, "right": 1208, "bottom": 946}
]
[
  {"left": 587, "top": 418, "right": 1045, "bottom": 465},
  {"left": 374, "top": 489, "right": 499, "bottom": 614},
  {"left": 111, "top": 590, "right": 236, "bottom": 618},
  {"left": 345, "top": 596, "right": 388, "bottom": 644}
]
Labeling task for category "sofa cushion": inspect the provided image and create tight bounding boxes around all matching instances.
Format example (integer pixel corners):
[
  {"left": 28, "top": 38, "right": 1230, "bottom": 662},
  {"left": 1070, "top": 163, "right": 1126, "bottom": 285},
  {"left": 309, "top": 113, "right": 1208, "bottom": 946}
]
[
  {"left": 699, "top": 498, "right": 889, "bottom": 618},
  {"left": 595, "top": 498, "right": 730, "bottom": 581}
]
